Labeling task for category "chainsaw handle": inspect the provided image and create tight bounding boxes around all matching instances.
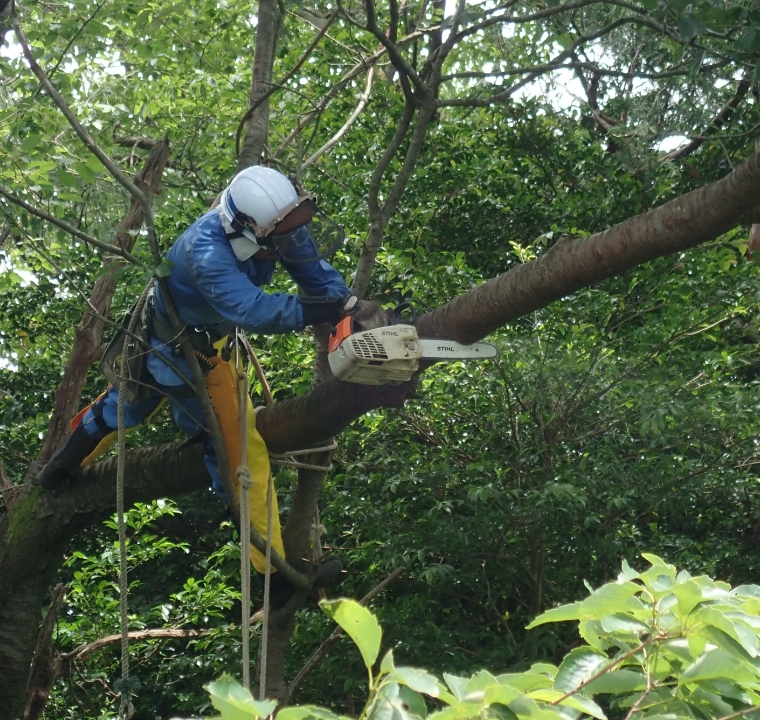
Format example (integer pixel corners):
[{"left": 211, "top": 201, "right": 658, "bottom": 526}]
[{"left": 388, "top": 302, "right": 417, "bottom": 326}]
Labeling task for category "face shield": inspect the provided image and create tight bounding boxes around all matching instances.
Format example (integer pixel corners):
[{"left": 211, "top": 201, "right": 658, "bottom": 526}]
[{"left": 264, "top": 199, "right": 346, "bottom": 265}]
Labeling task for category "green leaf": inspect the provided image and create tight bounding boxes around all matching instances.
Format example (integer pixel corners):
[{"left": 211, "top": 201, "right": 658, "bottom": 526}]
[
  {"left": 528, "top": 689, "right": 607, "bottom": 719},
  {"left": 84, "top": 154, "right": 106, "bottom": 173},
  {"left": 443, "top": 673, "right": 468, "bottom": 701},
  {"left": 464, "top": 670, "right": 500, "bottom": 698},
  {"left": 399, "top": 686, "right": 429, "bottom": 719},
  {"left": 527, "top": 602, "right": 581, "bottom": 629},
  {"left": 483, "top": 685, "right": 523, "bottom": 706},
  {"left": 20, "top": 134, "right": 41, "bottom": 152},
  {"left": 580, "top": 582, "right": 643, "bottom": 620},
  {"left": 678, "top": 12, "right": 705, "bottom": 38},
  {"left": 278, "top": 707, "right": 349, "bottom": 720},
  {"left": 504, "top": 697, "right": 566, "bottom": 720},
  {"left": 673, "top": 580, "right": 705, "bottom": 618},
  {"left": 553, "top": 648, "right": 608, "bottom": 694},
  {"left": 204, "top": 676, "right": 277, "bottom": 719},
  {"left": 680, "top": 648, "right": 760, "bottom": 684},
  {"left": 394, "top": 666, "right": 451, "bottom": 701},
  {"left": 321, "top": 599, "right": 382, "bottom": 669},
  {"left": 736, "top": 28, "right": 760, "bottom": 52},
  {"left": 583, "top": 669, "right": 647, "bottom": 694},
  {"left": 381, "top": 650, "right": 397, "bottom": 675},
  {"left": 154, "top": 257, "right": 174, "bottom": 278},
  {"left": 494, "top": 673, "right": 553, "bottom": 694},
  {"left": 697, "top": 607, "right": 758, "bottom": 657},
  {"left": 599, "top": 613, "right": 649, "bottom": 635},
  {"left": 74, "top": 162, "right": 96, "bottom": 183}
]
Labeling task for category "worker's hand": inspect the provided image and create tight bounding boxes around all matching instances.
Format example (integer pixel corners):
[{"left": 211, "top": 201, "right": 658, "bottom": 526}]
[
  {"left": 349, "top": 299, "right": 388, "bottom": 331},
  {"left": 298, "top": 295, "right": 347, "bottom": 327}
]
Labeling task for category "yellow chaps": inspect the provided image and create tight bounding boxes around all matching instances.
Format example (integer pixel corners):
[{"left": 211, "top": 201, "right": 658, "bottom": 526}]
[
  {"left": 204, "top": 353, "right": 284, "bottom": 573},
  {"left": 73, "top": 350, "right": 284, "bottom": 574}
]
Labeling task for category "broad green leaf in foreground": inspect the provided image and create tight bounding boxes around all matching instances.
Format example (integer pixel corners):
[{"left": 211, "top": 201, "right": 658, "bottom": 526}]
[
  {"left": 278, "top": 706, "right": 352, "bottom": 720},
  {"left": 321, "top": 598, "right": 382, "bottom": 669},
  {"left": 204, "top": 676, "right": 277, "bottom": 720}
]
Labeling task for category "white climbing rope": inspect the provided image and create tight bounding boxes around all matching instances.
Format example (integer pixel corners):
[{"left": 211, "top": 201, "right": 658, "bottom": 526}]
[
  {"left": 116, "top": 281, "right": 153, "bottom": 719},
  {"left": 240, "top": 337, "right": 338, "bottom": 697},
  {"left": 260, "top": 462, "right": 274, "bottom": 700},
  {"left": 235, "top": 335, "right": 254, "bottom": 691}
]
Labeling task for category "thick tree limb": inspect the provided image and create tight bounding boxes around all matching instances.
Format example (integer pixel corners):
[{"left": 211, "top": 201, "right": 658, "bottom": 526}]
[
  {"left": 351, "top": 101, "right": 416, "bottom": 298},
  {"left": 60, "top": 627, "right": 207, "bottom": 669},
  {"left": 237, "top": 0, "right": 283, "bottom": 170},
  {"left": 235, "top": 10, "right": 339, "bottom": 160},
  {"left": 416, "top": 151, "right": 760, "bottom": 344}
]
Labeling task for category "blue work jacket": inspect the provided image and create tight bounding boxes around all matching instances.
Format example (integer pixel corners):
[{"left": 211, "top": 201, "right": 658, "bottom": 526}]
[{"left": 147, "top": 208, "right": 349, "bottom": 386}]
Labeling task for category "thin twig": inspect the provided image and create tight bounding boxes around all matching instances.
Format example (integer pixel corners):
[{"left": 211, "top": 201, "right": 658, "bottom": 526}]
[
  {"left": 0, "top": 188, "right": 145, "bottom": 266},
  {"left": 550, "top": 634, "right": 671, "bottom": 705},
  {"left": 303, "top": 65, "right": 375, "bottom": 169},
  {"left": 284, "top": 567, "right": 405, "bottom": 703},
  {"left": 11, "top": 15, "right": 145, "bottom": 203}
]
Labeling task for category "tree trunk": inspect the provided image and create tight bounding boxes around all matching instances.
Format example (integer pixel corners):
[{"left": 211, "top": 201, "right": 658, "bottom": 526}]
[
  {"left": 236, "top": 0, "right": 282, "bottom": 171},
  {"left": 0, "top": 443, "right": 206, "bottom": 720}
]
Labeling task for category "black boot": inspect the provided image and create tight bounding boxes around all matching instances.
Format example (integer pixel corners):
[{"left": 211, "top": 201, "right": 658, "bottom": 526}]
[
  {"left": 37, "top": 424, "right": 102, "bottom": 490},
  {"left": 262, "top": 555, "right": 344, "bottom": 609}
]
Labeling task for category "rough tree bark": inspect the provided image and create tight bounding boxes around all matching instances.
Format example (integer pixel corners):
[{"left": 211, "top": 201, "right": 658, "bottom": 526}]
[
  {"left": 236, "top": 0, "right": 282, "bottom": 172},
  {"left": 2, "top": 150, "right": 760, "bottom": 718}
]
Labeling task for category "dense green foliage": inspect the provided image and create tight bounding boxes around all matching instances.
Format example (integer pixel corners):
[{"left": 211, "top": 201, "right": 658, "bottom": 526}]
[
  {"left": 202, "top": 556, "right": 760, "bottom": 720},
  {"left": 3, "top": 0, "right": 760, "bottom": 717}
]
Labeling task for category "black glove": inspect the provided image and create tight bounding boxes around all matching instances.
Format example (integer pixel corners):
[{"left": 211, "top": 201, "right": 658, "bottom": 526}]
[
  {"left": 350, "top": 299, "right": 388, "bottom": 331},
  {"left": 299, "top": 294, "right": 354, "bottom": 327}
]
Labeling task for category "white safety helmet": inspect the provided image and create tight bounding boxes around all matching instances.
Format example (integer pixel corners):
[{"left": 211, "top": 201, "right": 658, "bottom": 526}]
[
  {"left": 220, "top": 166, "right": 345, "bottom": 264},
  {"left": 221, "top": 166, "right": 300, "bottom": 233}
]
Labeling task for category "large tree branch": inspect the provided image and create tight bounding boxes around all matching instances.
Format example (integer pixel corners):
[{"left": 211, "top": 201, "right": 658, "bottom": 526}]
[{"left": 416, "top": 151, "right": 760, "bottom": 344}]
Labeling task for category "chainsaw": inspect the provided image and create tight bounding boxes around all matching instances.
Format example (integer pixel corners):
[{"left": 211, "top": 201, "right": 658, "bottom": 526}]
[{"left": 327, "top": 303, "right": 498, "bottom": 385}]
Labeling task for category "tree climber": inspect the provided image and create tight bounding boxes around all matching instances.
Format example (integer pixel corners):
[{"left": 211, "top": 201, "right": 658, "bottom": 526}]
[{"left": 38, "top": 166, "right": 381, "bottom": 606}]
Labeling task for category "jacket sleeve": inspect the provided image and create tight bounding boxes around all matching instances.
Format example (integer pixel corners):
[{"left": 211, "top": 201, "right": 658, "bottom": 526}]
[
  {"left": 280, "top": 227, "right": 350, "bottom": 298},
  {"left": 184, "top": 223, "right": 307, "bottom": 334}
]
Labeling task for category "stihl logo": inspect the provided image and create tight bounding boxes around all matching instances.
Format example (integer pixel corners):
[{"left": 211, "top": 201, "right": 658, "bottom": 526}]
[
  {"left": 381, "top": 330, "right": 400, "bottom": 336},
  {"left": 437, "top": 345, "right": 456, "bottom": 351}
]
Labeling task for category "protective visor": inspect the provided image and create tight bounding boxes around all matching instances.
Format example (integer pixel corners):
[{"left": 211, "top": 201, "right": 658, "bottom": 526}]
[{"left": 267, "top": 201, "right": 346, "bottom": 265}]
